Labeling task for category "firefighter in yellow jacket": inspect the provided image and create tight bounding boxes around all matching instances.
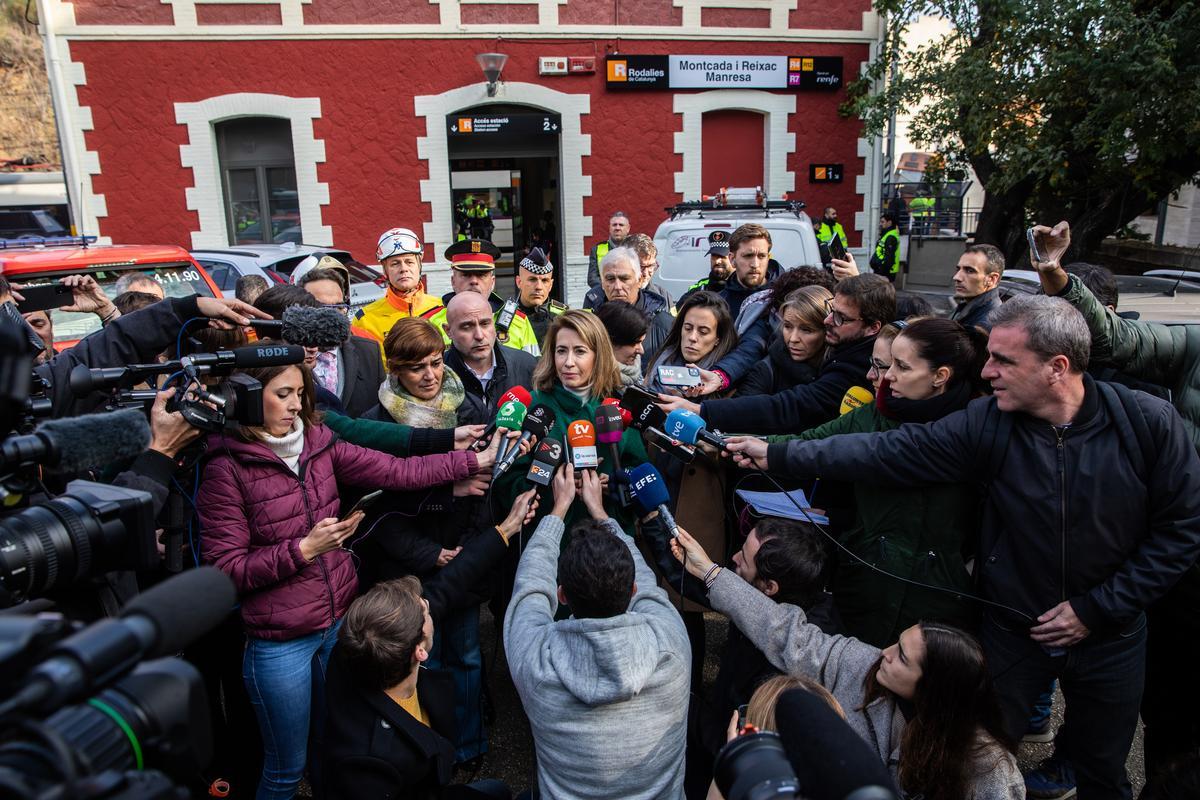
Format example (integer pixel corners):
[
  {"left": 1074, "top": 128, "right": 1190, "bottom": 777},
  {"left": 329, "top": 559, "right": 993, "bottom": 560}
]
[{"left": 354, "top": 227, "right": 443, "bottom": 343}]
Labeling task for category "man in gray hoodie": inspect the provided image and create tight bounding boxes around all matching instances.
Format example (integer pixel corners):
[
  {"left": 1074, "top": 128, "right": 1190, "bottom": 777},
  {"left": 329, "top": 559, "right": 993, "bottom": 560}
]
[{"left": 503, "top": 464, "right": 690, "bottom": 800}]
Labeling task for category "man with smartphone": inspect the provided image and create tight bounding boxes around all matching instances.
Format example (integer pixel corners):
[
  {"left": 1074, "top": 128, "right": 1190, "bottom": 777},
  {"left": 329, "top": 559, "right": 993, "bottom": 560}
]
[
  {"left": 0, "top": 274, "right": 122, "bottom": 361},
  {"left": 815, "top": 206, "right": 849, "bottom": 267},
  {"left": 948, "top": 244, "right": 1005, "bottom": 332}
]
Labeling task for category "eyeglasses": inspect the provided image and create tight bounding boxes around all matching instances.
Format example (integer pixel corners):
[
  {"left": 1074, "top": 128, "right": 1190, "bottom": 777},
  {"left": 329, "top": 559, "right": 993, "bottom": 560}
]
[
  {"left": 868, "top": 359, "right": 892, "bottom": 373},
  {"left": 825, "top": 299, "right": 862, "bottom": 327}
]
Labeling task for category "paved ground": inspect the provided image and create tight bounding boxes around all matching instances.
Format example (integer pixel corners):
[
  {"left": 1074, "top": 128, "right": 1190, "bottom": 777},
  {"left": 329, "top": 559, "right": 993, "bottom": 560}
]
[{"left": 464, "top": 608, "right": 1146, "bottom": 798}]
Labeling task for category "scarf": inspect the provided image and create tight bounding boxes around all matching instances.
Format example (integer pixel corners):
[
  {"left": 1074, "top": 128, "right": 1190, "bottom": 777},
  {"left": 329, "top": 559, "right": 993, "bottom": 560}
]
[
  {"left": 618, "top": 355, "right": 643, "bottom": 387},
  {"left": 377, "top": 369, "right": 465, "bottom": 429},
  {"left": 876, "top": 378, "right": 972, "bottom": 424},
  {"left": 262, "top": 418, "right": 305, "bottom": 475}
]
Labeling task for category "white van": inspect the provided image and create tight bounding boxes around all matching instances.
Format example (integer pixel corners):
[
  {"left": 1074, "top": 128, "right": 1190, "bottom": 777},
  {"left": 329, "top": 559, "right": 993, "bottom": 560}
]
[{"left": 652, "top": 189, "right": 823, "bottom": 300}]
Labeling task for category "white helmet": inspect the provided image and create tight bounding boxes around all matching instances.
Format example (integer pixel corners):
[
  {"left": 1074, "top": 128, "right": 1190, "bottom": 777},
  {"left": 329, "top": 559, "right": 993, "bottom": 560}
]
[{"left": 376, "top": 227, "right": 423, "bottom": 261}]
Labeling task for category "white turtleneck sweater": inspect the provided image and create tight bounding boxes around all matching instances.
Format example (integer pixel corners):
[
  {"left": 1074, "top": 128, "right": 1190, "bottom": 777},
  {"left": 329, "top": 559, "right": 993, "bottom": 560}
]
[{"left": 262, "top": 418, "right": 305, "bottom": 475}]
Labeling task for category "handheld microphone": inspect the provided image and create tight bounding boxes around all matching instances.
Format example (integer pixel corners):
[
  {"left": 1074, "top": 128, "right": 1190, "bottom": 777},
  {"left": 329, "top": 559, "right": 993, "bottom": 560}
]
[
  {"left": 618, "top": 392, "right": 697, "bottom": 463},
  {"left": 601, "top": 397, "right": 632, "bottom": 429},
  {"left": 626, "top": 463, "right": 679, "bottom": 537},
  {"left": 525, "top": 438, "right": 565, "bottom": 486},
  {"left": 2, "top": 567, "right": 235, "bottom": 716},
  {"left": 0, "top": 408, "right": 151, "bottom": 474},
  {"left": 491, "top": 399, "right": 528, "bottom": 468},
  {"left": 494, "top": 404, "right": 555, "bottom": 477},
  {"left": 595, "top": 404, "right": 631, "bottom": 506},
  {"left": 248, "top": 305, "right": 351, "bottom": 350},
  {"left": 663, "top": 408, "right": 729, "bottom": 451},
  {"left": 566, "top": 419, "right": 599, "bottom": 470},
  {"left": 471, "top": 386, "right": 532, "bottom": 451},
  {"left": 840, "top": 384, "right": 875, "bottom": 416}
]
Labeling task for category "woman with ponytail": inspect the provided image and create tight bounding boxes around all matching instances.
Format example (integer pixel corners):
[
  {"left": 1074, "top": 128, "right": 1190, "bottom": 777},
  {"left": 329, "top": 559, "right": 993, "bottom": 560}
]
[{"left": 788, "top": 317, "right": 991, "bottom": 647}]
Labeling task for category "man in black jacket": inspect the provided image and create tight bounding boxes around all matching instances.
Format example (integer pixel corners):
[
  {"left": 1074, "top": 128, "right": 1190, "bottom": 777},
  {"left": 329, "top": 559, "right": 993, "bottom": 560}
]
[
  {"left": 659, "top": 273, "right": 893, "bottom": 435},
  {"left": 726, "top": 294, "right": 1200, "bottom": 800},
  {"left": 948, "top": 243, "right": 1004, "bottom": 332},
  {"left": 317, "top": 489, "right": 537, "bottom": 800},
  {"left": 440, "top": 292, "right": 536, "bottom": 426}
]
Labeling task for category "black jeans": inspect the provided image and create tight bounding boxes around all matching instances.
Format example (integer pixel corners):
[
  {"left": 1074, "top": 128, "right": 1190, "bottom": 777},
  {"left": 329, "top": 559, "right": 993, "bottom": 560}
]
[
  {"left": 981, "top": 612, "right": 1147, "bottom": 799},
  {"left": 1141, "top": 595, "right": 1200, "bottom": 793}
]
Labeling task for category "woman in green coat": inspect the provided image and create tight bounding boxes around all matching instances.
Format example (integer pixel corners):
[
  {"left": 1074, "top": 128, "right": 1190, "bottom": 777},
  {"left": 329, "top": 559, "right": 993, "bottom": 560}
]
[
  {"left": 496, "top": 310, "right": 648, "bottom": 541},
  {"left": 791, "top": 317, "right": 990, "bottom": 647}
]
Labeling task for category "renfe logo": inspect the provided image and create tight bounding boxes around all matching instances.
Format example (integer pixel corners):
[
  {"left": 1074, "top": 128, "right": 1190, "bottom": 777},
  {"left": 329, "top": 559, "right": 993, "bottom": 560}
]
[{"left": 607, "top": 60, "right": 628, "bottom": 81}]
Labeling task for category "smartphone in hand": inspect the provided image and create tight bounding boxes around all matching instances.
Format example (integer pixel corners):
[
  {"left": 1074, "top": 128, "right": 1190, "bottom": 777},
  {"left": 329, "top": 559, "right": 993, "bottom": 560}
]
[
  {"left": 341, "top": 489, "right": 383, "bottom": 521},
  {"left": 827, "top": 236, "right": 848, "bottom": 263},
  {"left": 1026, "top": 227, "right": 1045, "bottom": 263},
  {"left": 16, "top": 282, "right": 73, "bottom": 313}
]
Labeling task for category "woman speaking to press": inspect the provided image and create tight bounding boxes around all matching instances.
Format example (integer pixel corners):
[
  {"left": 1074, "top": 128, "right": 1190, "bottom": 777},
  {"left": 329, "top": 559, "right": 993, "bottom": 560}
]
[{"left": 197, "top": 350, "right": 500, "bottom": 800}]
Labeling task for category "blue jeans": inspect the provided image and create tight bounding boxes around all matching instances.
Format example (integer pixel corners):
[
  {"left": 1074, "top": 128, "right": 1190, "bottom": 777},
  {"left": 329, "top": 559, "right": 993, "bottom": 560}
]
[
  {"left": 427, "top": 604, "right": 486, "bottom": 762},
  {"left": 244, "top": 620, "right": 341, "bottom": 800},
  {"left": 982, "top": 613, "right": 1146, "bottom": 799}
]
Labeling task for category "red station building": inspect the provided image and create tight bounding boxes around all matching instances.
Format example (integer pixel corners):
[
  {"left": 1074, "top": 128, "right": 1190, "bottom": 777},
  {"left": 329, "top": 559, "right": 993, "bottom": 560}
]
[{"left": 38, "top": 0, "right": 884, "bottom": 303}]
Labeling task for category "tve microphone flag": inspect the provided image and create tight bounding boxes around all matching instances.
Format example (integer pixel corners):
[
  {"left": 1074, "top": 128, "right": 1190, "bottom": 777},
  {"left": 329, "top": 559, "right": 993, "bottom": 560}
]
[
  {"left": 566, "top": 419, "right": 599, "bottom": 469},
  {"left": 526, "top": 438, "right": 565, "bottom": 486},
  {"left": 663, "top": 408, "right": 730, "bottom": 451}
]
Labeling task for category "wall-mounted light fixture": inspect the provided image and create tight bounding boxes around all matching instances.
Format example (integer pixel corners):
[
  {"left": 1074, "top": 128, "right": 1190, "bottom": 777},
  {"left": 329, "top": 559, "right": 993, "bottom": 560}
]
[{"left": 476, "top": 52, "right": 509, "bottom": 97}]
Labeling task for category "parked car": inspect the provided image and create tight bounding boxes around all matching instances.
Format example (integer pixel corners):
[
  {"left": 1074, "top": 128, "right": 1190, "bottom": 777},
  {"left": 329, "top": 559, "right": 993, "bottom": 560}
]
[
  {"left": 652, "top": 188, "right": 823, "bottom": 300},
  {"left": 998, "top": 269, "right": 1200, "bottom": 323},
  {"left": 0, "top": 209, "right": 69, "bottom": 239},
  {"left": 0, "top": 236, "right": 220, "bottom": 349},
  {"left": 190, "top": 243, "right": 384, "bottom": 308}
]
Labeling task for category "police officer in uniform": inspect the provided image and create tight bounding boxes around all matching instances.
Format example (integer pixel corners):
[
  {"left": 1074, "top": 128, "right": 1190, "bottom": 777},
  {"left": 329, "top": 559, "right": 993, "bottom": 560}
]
[
  {"left": 514, "top": 247, "right": 565, "bottom": 345},
  {"left": 679, "top": 230, "right": 735, "bottom": 304},
  {"left": 425, "top": 238, "right": 542, "bottom": 355}
]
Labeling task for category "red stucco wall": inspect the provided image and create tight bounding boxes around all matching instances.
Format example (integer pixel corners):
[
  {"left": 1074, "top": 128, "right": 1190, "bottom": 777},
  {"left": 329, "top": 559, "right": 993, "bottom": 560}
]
[{"left": 70, "top": 37, "right": 868, "bottom": 259}]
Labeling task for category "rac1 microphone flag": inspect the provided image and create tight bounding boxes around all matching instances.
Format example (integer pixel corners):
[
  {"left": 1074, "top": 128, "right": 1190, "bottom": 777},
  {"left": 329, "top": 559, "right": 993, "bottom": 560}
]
[
  {"left": 526, "top": 438, "right": 564, "bottom": 486},
  {"left": 566, "top": 419, "right": 599, "bottom": 470},
  {"left": 663, "top": 408, "right": 730, "bottom": 451},
  {"left": 626, "top": 463, "right": 679, "bottom": 538}
]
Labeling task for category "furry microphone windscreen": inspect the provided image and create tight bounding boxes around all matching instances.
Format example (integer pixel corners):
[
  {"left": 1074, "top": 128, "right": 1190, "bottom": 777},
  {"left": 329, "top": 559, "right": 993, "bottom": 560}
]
[
  {"left": 281, "top": 305, "right": 351, "bottom": 349},
  {"left": 38, "top": 408, "right": 152, "bottom": 474}
]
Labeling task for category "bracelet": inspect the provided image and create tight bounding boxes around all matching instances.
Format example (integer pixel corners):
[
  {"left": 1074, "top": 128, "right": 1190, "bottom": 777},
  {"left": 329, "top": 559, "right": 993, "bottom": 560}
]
[
  {"left": 716, "top": 370, "right": 731, "bottom": 391},
  {"left": 495, "top": 524, "right": 508, "bottom": 541},
  {"left": 701, "top": 563, "right": 721, "bottom": 587},
  {"left": 99, "top": 307, "right": 119, "bottom": 325}
]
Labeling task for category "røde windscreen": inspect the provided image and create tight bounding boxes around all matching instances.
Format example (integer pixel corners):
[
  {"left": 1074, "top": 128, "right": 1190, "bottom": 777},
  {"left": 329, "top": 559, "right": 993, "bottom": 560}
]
[
  {"left": 472, "top": 386, "right": 533, "bottom": 451},
  {"left": 626, "top": 463, "right": 679, "bottom": 538},
  {"left": 248, "top": 305, "right": 351, "bottom": 350},
  {"left": 68, "top": 344, "right": 306, "bottom": 395},
  {"left": 566, "top": 420, "right": 599, "bottom": 470},
  {"left": 1, "top": 566, "right": 236, "bottom": 716},
  {"left": 0, "top": 408, "right": 151, "bottom": 474},
  {"left": 525, "top": 438, "right": 565, "bottom": 486},
  {"left": 494, "top": 404, "right": 556, "bottom": 477}
]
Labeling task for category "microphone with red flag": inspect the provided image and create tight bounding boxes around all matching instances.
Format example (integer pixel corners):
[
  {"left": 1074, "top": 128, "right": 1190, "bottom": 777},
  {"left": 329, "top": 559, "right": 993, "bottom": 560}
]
[{"left": 471, "top": 386, "right": 533, "bottom": 451}]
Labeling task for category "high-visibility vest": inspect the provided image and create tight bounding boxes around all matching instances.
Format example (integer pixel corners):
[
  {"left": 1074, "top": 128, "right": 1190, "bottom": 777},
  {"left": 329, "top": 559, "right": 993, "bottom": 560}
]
[
  {"left": 874, "top": 228, "right": 901, "bottom": 275},
  {"left": 595, "top": 241, "right": 610, "bottom": 260},
  {"left": 815, "top": 222, "right": 848, "bottom": 247},
  {"left": 909, "top": 197, "right": 935, "bottom": 218}
]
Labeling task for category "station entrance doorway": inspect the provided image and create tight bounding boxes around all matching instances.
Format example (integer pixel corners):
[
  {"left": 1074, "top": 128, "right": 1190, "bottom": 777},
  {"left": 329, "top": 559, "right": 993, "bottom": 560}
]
[{"left": 447, "top": 104, "right": 563, "bottom": 301}]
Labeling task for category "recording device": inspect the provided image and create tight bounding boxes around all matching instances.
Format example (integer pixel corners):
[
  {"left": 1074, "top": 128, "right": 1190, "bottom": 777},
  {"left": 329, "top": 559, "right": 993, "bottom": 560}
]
[
  {"left": 594, "top": 404, "right": 631, "bottom": 507},
  {"left": 566, "top": 419, "right": 599, "bottom": 470},
  {"left": 0, "top": 568, "right": 237, "bottom": 797},
  {"left": 494, "top": 404, "right": 555, "bottom": 477},
  {"left": 714, "top": 689, "right": 899, "bottom": 800},
  {"left": 664, "top": 408, "right": 730, "bottom": 451},
  {"left": 495, "top": 297, "right": 519, "bottom": 334},
  {"left": 15, "top": 282, "right": 73, "bottom": 314},
  {"left": 626, "top": 463, "right": 679, "bottom": 538},
  {"left": 840, "top": 384, "right": 874, "bottom": 416},
  {"left": 341, "top": 489, "right": 383, "bottom": 521},
  {"left": 601, "top": 397, "right": 631, "bottom": 429},
  {"left": 471, "top": 386, "right": 532, "bottom": 451},
  {"left": 618, "top": 390, "right": 696, "bottom": 464},
  {"left": 247, "top": 304, "right": 351, "bottom": 349},
  {"left": 68, "top": 344, "right": 306, "bottom": 396},
  {"left": 0, "top": 408, "right": 150, "bottom": 476},
  {"left": 1026, "top": 227, "right": 1045, "bottom": 263},
  {"left": 492, "top": 399, "right": 528, "bottom": 468},
  {"left": 827, "top": 235, "right": 848, "bottom": 263},
  {"left": 525, "top": 438, "right": 564, "bottom": 486},
  {"left": 657, "top": 365, "right": 702, "bottom": 389},
  {"left": 736, "top": 703, "right": 749, "bottom": 730}
]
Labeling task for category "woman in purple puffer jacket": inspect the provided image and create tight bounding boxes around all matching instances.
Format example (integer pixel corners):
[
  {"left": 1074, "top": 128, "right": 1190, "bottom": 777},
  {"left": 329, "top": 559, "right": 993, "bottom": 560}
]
[{"left": 198, "top": 359, "right": 499, "bottom": 800}]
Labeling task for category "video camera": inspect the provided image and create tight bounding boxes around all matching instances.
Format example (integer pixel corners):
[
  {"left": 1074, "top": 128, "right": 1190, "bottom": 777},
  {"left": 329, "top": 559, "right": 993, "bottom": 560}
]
[
  {"left": 69, "top": 343, "right": 305, "bottom": 434},
  {"left": 0, "top": 567, "right": 235, "bottom": 798}
]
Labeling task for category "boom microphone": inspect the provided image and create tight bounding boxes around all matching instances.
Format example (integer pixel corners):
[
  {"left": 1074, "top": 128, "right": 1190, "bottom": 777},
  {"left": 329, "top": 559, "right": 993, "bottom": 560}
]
[
  {"left": 249, "top": 305, "right": 351, "bottom": 350},
  {"left": 472, "top": 386, "right": 533, "bottom": 452},
  {"left": 663, "top": 408, "right": 729, "bottom": 451},
  {"left": 626, "top": 463, "right": 679, "bottom": 538},
  {"left": 494, "top": 404, "right": 555, "bottom": 477},
  {"left": 525, "top": 437, "right": 565, "bottom": 486},
  {"left": 566, "top": 419, "right": 599, "bottom": 470},
  {"left": 1, "top": 567, "right": 235, "bottom": 716},
  {"left": 68, "top": 345, "right": 306, "bottom": 395},
  {"left": 0, "top": 409, "right": 151, "bottom": 474}
]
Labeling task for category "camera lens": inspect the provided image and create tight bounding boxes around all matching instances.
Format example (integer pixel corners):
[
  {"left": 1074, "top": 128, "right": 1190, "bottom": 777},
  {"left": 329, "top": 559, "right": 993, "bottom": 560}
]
[
  {"left": 714, "top": 732, "right": 800, "bottom": 800},
  {"left": 0, "top": 482, "right": 155, "bottom": 601}
]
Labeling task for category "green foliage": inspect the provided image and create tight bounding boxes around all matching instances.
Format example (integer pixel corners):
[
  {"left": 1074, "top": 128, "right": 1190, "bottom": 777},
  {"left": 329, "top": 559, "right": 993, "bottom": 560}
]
[{"left": 848, "top": 0, "right": 1200, "bottom": 253}]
